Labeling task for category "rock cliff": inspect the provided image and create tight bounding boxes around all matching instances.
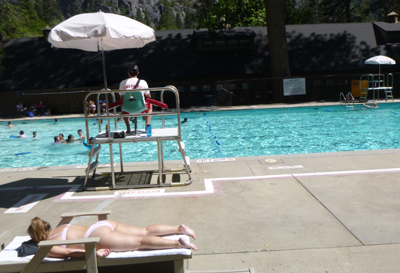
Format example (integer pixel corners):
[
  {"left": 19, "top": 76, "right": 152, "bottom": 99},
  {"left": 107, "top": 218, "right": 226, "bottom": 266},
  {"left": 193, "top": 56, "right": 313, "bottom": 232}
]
[{"left": 57, "top": 0, "right": 195, "bottom": 26}]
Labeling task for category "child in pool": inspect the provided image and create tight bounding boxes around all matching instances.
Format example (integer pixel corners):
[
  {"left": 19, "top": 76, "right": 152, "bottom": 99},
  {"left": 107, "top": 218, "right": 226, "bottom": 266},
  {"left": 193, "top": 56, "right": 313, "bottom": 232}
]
[
  {"left": 77, "top": 129, "right": 86, "bottom": 142},
  {"left": 19, "top": 130, "right": 27, "bottom": 138}
]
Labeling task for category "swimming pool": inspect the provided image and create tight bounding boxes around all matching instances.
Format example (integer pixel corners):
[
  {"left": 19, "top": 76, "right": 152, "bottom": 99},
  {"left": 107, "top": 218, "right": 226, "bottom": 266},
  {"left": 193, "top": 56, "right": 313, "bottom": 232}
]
[{"left": 1, "top": 103, "right": 400, "bottom": 169}]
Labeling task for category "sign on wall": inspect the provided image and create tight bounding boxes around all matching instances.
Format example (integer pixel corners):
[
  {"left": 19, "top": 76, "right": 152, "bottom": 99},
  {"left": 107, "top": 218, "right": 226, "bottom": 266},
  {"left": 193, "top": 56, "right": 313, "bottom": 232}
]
[{"left": 283, "top": 78, "right": 306, "bottom": 96}]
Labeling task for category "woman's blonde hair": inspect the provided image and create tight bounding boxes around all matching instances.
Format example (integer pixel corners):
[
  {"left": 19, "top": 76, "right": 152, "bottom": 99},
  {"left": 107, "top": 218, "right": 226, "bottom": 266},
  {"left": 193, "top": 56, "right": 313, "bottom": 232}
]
[{"left": 27, "top": 217, "right": 51, "bottom": 243}]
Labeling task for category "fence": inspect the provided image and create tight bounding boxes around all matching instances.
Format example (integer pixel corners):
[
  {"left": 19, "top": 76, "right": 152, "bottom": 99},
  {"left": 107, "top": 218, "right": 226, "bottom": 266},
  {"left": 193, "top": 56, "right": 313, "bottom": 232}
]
[{"left": 0, "top": 88, "right": 107, "bottom": 117}]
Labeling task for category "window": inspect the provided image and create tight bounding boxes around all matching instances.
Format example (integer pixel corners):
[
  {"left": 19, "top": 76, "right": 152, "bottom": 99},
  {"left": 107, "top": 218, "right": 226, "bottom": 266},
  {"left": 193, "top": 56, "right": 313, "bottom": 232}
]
[
  {"left": 202, "top": 41, "right": 213, "bottom": 47},
  {"left": 215, "top": 40, "right": 225, "bottom": 47},
  {"left": 313, "top": 80, "right": 321, "bottom": 86}
]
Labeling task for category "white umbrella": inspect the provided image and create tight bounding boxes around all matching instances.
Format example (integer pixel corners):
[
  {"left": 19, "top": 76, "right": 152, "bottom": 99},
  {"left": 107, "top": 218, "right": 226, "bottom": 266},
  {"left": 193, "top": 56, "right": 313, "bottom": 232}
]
[
  {"left": 48, "top": 12, "right": 155, "bottom": 89},
  {"left": 364, "top": 55, "right": 396, "bottom": 76}
]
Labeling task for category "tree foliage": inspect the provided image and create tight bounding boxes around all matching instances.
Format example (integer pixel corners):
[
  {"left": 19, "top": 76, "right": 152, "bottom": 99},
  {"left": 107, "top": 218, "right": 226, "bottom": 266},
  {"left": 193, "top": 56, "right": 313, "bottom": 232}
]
[
  {"left": 196, "top": 0, "right": 266, "bottom": 29},
  {"left": 283, "top": 0, "right": 395, "bottom": 24},
  {"left": 0, "top": 0, "right": 45, "bottom": 38},
  {"left": 35, "top": 0, "right": 64, "bottom": 26},
  {"left": 71, "top": 0, "right": 83, "bottom": 16},
  {"left": 159, "top": 0, "right": 177, "bottom": 30},
  {"left": 144, "top": 9, "right": 153, "bottom": 26},
  {"left": 135, "top": 8, "right": 145, "bottom": 23},
  {"left": 1, "top": 0, "right": 400, "bottom": 39},
  {"left": 367, "top": 0, "right": 400, "bottom": 21}
]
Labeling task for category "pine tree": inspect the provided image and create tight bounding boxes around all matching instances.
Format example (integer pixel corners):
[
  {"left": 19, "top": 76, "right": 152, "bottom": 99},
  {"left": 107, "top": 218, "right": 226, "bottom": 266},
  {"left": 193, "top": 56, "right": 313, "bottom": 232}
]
[
  {"left": 144, "top": 9, "right": 153, "bottom": 26},
  {"left": 184, "top": 9, "right": 197, "bottom": 29},
  {"left": 72, "top": 0, "right": 83, "bottom": 16},
  {"left": 136, "top": 8, "right": 145, "bottom": 23},
  {"left": 119, "top": 5, "right": 131, "bottom": 17},
  {"left": 175, "top": 13, "right": 184, "bottom": 29},
  {"left": 37, "top": 0, "right": 64, "bottom": 26},
  {"left": 159, "top": 0, "right": 177, "bottom": 30}
]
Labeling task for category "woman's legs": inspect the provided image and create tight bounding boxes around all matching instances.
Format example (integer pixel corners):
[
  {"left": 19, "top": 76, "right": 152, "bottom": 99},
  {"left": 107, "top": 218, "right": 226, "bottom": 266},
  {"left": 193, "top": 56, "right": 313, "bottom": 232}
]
[
  {"left": 108, "top": 220, "right": 196, "bottom": 239},
  {"left": 90, "top": 227, "right": 197, "bottom": 252}
]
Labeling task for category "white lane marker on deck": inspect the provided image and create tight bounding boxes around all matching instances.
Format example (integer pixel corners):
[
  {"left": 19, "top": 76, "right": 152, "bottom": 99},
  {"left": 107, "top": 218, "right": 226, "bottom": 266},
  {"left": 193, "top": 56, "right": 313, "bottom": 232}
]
[
  {"left": 5, "top": 194, "right": 47, "bottom": 213},
  {"left": 269, "top": 165, "right": 303, "bottom": 170},
  {"left": 197, "top": 158, "right": 236, "bottom": 163},
  {"left": 114, "top": 189, "right": 165, "bottom": 197},
  {"left": 59, "top": 180, "right": 216, "bottom": 201},
  {"left": 3, "top": 167, "right": 400, "bottom": 202},
  {"left": 76, "top": 164, "right": 116, "bottom": 169}
]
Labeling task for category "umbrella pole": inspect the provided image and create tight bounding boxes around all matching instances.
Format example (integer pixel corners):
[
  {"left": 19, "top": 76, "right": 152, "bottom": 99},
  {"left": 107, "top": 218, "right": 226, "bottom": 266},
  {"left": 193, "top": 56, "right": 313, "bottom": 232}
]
[{"left": 101, "top": 38, "right": 108, "bottom": 90}]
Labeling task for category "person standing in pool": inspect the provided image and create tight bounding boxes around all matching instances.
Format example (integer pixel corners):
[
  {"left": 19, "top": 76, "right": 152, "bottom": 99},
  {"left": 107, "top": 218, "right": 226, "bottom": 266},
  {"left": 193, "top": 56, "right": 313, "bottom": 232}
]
[
  {"left": 66, "top": 134, "right": 76, "bottom": 143},
  {"left": 32, "top": 131, "right": 39, "bottom": 139},
  {"left": 53, "top": 136, "right": 60, "bottom": 144},
  {"left": 118, "top": 64, "right": 152, "bottom": 133},
  {"left": 7, "top": 121, "right": 14, "bottom": 128},
  {"left": 77, "top": 129, "right": 86, "bottom": 142},
  {"left": 59, "top": 133, "right": 66, "bottom": 143}
]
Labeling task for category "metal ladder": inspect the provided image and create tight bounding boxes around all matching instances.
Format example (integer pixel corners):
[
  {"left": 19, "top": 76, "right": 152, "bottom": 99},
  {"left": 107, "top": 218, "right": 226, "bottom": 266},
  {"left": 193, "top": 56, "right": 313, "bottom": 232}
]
[
  {"left": 340, "top": 92, "right": 355, "bottom": 107},
  {"left": 384, "top": 73, "right": 394, "bottom": 101}
]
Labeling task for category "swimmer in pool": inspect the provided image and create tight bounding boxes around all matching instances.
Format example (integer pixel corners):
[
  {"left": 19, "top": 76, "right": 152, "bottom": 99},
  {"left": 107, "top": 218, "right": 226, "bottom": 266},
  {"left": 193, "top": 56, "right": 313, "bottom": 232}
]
[
  {"left": 77, "top": 129, "right": 86, "bottom": 142},
  {"left": 7, "top": 121, "right": 14, "bottom": 128},
  {"left": 18, "top": 130, "right": 27, "bottom": 138},
  {"left": 181, "top": 118, "right": 188, "bottom": 124},
  {"left": 363, "top": 101, "right": 378, "bottom": 109},
  {"left": 32, "top": 131, "right": 39, "bottom": 140},
  {"left": 59, "top": 133, "right": 66, "bottom": 143},
  {"left": 66, "top": 134, "right": 75, "bottom": 143},
  {"left": 27, "top": 217, "right": 197, "bottom": 258},
  {"left": 53, "top": 136, "right": 60, "bottom": 144},
  {"left": 54, "top": 119, "right": 59, "bottom": 124}
]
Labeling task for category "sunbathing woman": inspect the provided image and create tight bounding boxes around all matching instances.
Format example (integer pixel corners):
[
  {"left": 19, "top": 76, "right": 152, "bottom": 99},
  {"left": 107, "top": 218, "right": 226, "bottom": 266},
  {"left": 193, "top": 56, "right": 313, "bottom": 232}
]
[{"left": 28, "top": 217, "right": 197, "bottom": 258}]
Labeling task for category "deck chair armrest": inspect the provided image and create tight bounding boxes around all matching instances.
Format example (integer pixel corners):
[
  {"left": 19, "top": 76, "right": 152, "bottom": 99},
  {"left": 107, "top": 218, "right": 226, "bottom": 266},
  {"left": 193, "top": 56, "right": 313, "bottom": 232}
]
[
  {"left": 58, "top": 210, "right": 112, "bottom": 225},
  {"left": 38, "top": 237, "right": 100, "bottom": 247},
  {"left": 23, "top": 238, "right": 100, "bottom": 273}
]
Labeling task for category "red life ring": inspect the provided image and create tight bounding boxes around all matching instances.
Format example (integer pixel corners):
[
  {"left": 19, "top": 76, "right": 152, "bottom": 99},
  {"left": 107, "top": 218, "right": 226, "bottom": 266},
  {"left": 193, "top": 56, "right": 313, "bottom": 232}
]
[
  {"left": 145, "top": 98, "right": 168, "bottom": 109},
  {"left": 107, "top": 98, "right": 168, "bottom": 110}
]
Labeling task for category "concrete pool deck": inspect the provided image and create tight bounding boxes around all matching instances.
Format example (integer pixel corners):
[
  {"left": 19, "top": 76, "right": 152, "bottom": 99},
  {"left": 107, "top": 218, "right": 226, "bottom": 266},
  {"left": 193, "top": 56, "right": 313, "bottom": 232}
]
[
  {"left": 1, "top": 148, "right": 400, "bottom": 272},
  {"left": 1, "top": 101, "right": 400, "bottom": 272}
]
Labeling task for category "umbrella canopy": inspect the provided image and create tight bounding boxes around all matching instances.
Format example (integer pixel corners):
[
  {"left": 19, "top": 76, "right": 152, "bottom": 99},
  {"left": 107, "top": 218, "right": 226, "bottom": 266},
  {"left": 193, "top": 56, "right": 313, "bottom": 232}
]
[
  {"left": 364, "top": 55, "right": 396, "bottom": 65},
  {"left": 48, "top": 12, "right": 156, "bottom": 88},
  {"left": 364, "top": 55, "right": 396, "bottom": 77}
]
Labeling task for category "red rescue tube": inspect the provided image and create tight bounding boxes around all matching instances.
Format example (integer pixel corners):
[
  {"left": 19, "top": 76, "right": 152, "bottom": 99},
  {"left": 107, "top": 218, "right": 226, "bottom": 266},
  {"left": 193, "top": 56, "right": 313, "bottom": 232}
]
[
  {"left": 108, "top": 99, "right": 124, "bottom": 109},
  {"left": 145, "top": 98, "right": 168, "bottom": 109}
]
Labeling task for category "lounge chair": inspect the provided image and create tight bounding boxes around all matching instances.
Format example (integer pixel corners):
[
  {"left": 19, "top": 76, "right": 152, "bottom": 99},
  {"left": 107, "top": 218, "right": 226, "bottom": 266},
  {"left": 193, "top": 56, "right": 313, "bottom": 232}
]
[{"left": 0, "top": 211, "right": 191, "bottom": 273}]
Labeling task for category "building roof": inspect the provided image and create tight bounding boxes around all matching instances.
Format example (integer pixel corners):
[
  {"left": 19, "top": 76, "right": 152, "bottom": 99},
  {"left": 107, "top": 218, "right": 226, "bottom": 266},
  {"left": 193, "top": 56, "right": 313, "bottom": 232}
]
[{"left": 0, "top": 22, "right": 397, "bottom": 91}]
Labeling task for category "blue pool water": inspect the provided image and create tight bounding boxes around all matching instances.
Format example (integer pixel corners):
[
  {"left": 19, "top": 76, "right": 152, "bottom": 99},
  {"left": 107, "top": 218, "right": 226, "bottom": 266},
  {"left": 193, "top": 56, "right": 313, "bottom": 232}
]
[{"left": 1, "top": 103, "right": 400, "bottom": 168}]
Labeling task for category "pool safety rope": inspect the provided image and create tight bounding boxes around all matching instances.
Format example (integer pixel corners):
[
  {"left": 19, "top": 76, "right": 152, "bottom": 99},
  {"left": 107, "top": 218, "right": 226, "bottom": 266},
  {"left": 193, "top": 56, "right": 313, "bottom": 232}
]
[{"left": 204, "top": 113, "right": 225, "bottom": 157}]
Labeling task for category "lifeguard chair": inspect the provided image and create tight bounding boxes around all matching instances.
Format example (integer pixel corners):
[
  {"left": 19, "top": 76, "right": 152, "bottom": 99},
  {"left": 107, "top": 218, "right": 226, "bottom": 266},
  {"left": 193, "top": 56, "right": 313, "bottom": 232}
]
[
  {"left": 359, "top": 73, "right": 394, "bottom": 102},
  {"left": 82, "top": 86, "right": 192, "bottom": 190}
]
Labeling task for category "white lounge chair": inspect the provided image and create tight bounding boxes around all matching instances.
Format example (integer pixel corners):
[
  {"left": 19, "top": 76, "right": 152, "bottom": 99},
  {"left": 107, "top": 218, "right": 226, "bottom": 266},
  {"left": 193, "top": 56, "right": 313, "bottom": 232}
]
[{"left": 0, "top": 211, "right": 191, "bottom": 273}]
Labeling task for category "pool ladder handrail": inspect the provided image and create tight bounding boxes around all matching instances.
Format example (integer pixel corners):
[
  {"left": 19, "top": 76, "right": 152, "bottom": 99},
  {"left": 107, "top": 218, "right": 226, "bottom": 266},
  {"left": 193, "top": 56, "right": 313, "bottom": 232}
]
[{"left": 340, "top": 92, "right": 355, "bottom": 107}]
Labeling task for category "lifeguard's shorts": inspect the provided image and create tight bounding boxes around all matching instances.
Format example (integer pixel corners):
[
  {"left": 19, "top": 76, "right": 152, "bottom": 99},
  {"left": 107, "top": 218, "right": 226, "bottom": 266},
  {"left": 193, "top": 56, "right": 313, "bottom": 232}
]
[{"left": 122, "top": 102, "right": 151, "bottom": 114}]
